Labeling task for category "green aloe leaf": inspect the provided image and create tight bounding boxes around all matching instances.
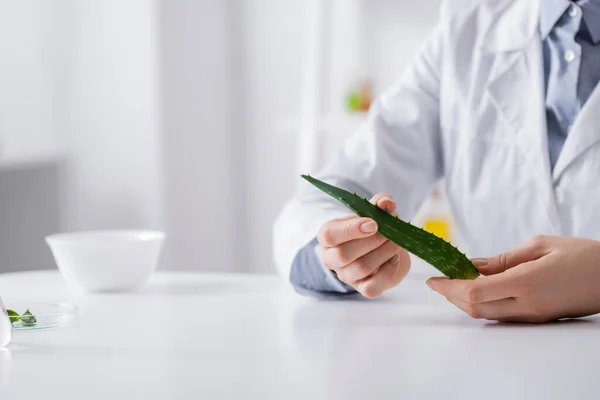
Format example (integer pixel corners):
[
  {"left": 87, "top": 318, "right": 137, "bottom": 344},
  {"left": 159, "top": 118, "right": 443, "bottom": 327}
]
[{"left": 301, "top": 175, "right": 479, "bottom": 280}]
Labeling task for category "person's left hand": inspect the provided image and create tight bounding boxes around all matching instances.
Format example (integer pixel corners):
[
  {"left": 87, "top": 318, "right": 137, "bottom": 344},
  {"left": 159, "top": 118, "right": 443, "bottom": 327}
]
[{"left": 426, "top": 235, "right": 600, "bottom": 323}]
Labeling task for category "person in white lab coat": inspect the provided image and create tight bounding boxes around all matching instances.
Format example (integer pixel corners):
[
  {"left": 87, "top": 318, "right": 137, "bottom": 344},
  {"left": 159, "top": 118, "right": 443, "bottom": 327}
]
[{"left": 273, "top": 0, "right": 600, "bottom": 323}]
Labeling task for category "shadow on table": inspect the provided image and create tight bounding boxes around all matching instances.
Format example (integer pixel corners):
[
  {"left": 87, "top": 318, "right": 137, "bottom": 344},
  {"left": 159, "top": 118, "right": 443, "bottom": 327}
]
[
  {"left": 483, "top": 318, "right": 600, "bottom": 329},
  {"left": 291, "top": 298, "right": 477, "bottom": 329},
  {"left": 292, "top": 299, "right": 600, "bottom": 330},
  {"left": 307, "top": 285, "right": 450, "bottom": 307}
]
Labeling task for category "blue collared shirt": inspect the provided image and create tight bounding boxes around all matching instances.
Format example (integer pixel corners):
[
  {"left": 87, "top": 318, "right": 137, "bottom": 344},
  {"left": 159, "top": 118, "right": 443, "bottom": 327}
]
[
  {"left": 542, "top": 0, "right": 600, "bottom": 168},
  {"left": 289, "top": 0, "right": 600, "bottom": 297}
]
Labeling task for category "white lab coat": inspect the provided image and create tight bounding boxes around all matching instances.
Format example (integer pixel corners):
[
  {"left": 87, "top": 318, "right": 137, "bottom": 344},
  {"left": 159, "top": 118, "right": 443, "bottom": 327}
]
[{"left": 273, "top": 0, "right": 600, "bottom": 282}]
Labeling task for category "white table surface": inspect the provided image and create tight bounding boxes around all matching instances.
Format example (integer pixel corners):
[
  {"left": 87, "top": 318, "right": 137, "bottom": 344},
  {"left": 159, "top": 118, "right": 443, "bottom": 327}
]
[{"left": 0, "top": 269, "right": 599, "bottom": 400}]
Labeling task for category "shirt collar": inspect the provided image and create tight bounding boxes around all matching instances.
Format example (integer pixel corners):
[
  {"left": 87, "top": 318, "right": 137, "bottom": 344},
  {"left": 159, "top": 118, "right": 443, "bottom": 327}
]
[
  {"left": 540, "top": 0, "right": 600, "bottom": 44},
  {"left": 540, "top": 0, "right": 572, "bottom": 39},
  {"left": 581, "top": 1, "right": 600, "bottom": 44}
]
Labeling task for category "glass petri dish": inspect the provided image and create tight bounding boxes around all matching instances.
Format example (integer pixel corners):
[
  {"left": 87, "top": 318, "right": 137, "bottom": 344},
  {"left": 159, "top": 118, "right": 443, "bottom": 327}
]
[{"left": 5, "top": 302, "right": 78, "bottom": 331}]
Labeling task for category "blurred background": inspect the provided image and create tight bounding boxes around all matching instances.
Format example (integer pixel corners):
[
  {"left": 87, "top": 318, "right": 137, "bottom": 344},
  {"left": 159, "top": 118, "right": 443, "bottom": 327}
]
[{"left": 0, "top": 0, "right": 445, "bottom": 275}]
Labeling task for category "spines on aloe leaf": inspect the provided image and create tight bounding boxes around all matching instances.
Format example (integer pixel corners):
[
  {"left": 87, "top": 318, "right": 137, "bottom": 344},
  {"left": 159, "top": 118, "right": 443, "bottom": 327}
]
[{"left": 301, "top": 174, "right": 479, "bottom": 280}]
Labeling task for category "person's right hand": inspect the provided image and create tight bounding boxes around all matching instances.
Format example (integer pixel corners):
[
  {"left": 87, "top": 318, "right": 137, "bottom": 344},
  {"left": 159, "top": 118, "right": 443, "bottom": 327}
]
[{"left": 317, "top": 193, "right": 411, "bottom": 298}]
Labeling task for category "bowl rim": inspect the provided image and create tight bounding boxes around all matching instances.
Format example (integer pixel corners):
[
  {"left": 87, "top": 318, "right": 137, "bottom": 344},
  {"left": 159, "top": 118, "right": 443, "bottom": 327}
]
[{"left": 45, "top": 229, "right": 166, "bottom": 243}]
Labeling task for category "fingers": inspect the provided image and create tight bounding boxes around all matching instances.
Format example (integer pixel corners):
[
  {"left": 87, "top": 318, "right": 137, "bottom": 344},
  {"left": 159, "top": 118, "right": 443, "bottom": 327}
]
[
  {"left": 317, "top": 192, "right": 397, "bottom": 248},
  {"left": 426, "top": 266, "right": 549, "bottom": 322},
  {"left": 336, "top": 240, "right": 403, "bottom": 283},
  {"left": 318, "top": 217, "right": 378, "bottom": 247},
  {"left": 334, "top": 214, "right": 358, "bottom": 222},
  {"left": 321, "top": 234, "right": 388, "bottom": 270},
  {"left": 355, "top": 251, "right": 411, "bottom": 298},
  {"left": 473, "top": 235, "right": 551, "bottom": 276},
  {"left": 450, "top": 298, "right": 548, "bottom": 323},
  {"left": 316, "top": 191, "right": 404, "bottom": 298},
  {"left": 427, "top": 276, "right": 527, "bottom": 321},
  {"left": 426, "top": 274, "right": 518, "bottom": 304},
  {"left": 370, "top": 193, "right": 398, "bottom": 216},
  {"left": 427, "top": 235, "right": 558, "bottom": 322}
]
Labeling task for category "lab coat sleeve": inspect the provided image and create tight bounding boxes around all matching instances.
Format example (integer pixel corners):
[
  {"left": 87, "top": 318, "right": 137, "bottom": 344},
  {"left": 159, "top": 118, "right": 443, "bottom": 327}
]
[
  {"left": 289, "top": 238, "right": 358, "bottom": 298},
  {"left": 273, "top": 17, "right": 445, "bottom": 289}
]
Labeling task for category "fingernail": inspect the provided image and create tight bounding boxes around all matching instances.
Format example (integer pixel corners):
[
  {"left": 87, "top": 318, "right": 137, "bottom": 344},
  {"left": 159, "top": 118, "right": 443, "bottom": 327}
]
[
  {"left": 426, "top": 279, "right": 435, "bottom": 290},
  {"left": 360, "top": 221, "right": 377, "bottom": 233},
  {"left": 379, "top": 197, "right": 394, "bottom": 204},
  {"left": 471, "top": 258, "right": 488, "bottom": 268}
]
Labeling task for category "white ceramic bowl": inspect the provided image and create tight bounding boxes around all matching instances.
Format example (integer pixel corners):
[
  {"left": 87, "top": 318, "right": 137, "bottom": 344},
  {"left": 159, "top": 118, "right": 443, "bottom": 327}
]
[{"left": 46, "top": 230, "right": 165, "bottom": 292}]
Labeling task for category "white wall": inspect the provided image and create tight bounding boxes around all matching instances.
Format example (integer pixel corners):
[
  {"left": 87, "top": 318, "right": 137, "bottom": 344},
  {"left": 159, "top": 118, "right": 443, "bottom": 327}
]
[
  {"left": 1, "top": 0, "right": 240, "bottom": 274},
  {"left": 366, "top": 0, "right": 441, "bottom": 92},
  {"left": 0, "top": 1, "right": 72, "bottom": 273},
  {"left": 0, "top": 1, "right": 64, "bottom": 165},
  {"left": 61, "top": 0, "right": 163, "bottom": 233},
  {"left": 0, "top": 165, "right": 61, "bottom": 273},
  {"left": 160, "top": 0, "right": 239, "bottom": 272},
  {"left": 0, "top": 0, "right": 442, "bottom": 275},
  {"left": 241, "top": 0, "right": 311, "bottom": 273},
  {"left": 58, "top": 0, "right": 241, "bottom": 273}
]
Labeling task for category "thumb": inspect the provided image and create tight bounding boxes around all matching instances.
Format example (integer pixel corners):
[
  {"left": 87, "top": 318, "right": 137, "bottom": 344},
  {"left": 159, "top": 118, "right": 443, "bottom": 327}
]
[{"left": 474, "top": 236, "right": 550, "bottom": 276}]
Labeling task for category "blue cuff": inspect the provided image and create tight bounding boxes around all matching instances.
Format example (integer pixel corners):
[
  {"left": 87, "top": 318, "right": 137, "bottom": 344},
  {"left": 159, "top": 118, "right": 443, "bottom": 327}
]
[{"left": 289, "top": 237, "right": 357, "bottom": 298}]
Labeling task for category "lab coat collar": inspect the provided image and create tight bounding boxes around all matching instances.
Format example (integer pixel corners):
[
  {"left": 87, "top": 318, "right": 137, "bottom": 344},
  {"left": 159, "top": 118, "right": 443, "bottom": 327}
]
[
  {"left": 552, "top": 80, "right": 600, "bottom": 181},
  {"left": 481, "top": 0, "right": 541, "bottom": 53}
]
